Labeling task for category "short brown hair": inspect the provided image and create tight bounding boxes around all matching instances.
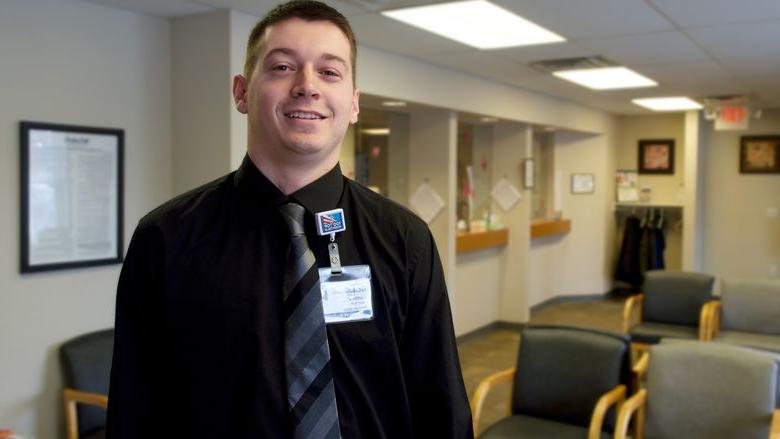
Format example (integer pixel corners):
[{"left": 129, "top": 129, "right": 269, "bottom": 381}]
[{"left": 243, "top": 0, "right": 357, "bottom": 84}]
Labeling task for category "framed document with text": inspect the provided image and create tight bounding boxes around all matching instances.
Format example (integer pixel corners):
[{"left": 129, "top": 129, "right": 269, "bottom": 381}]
[{"left": 20, "top": 121, "right": 124, "bottom": 273}]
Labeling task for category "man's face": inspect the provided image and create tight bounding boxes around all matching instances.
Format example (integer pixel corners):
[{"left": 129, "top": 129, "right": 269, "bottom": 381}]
[{"left": 236, "top": 18, "right": 359, "bottom": 163}]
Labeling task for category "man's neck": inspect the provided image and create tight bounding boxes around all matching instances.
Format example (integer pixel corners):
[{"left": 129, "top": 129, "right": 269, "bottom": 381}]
[{"left": 247, "top": 148, "right": 338, "bottom": 195}]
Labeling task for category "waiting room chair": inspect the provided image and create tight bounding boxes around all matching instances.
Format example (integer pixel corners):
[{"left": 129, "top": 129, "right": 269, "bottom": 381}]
[
  {"left": 470, "top": 325, "right": 630, "bottom": 438},
  {"left": 622, "top": 270, "right": 715, "bottom": 355},
  {"left": 705, "top": 278, "right": 780, "bottom": 353},
  {"left": 614, "top": 340, "right": 780, "bottom": 439},
  {"left": 60, "top": 328, "right": 113, "bottom": 439}
]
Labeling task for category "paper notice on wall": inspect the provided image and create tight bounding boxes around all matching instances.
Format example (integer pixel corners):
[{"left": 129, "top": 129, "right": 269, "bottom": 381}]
[
  {"left": 491, "top": 178, "right": 521, "bottom": 211},
  {"left": 410, "top": 182, "right": 445, "bottom": 224}
]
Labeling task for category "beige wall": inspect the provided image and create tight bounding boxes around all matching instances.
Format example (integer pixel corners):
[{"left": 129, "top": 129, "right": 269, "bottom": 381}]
[
  {"left": 702, "top": 111, "right": 780, "bottom": 279},
  {"left": 171, "top": 10, "right": 232, "bottom": 195},
  {"left": 617, "top": 114, "right": 686, "bottom": 205},
  {"left": 0, "top": 0, "right": 172, "bottom": 437}
]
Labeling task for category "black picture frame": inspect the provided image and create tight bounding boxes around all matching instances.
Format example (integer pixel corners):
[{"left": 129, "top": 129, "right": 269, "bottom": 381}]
[
  {"left": 638, "top": 139, "right": 675, "bottom": 174},
  {"left": 20, "top": 121, "right": 124, "bottom": 273},
  {"left": 740, "top": 135, "right": 780, "bottom": 174}
]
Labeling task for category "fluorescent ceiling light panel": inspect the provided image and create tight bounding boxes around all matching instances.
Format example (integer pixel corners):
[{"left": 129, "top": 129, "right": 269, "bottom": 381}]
[
  {"left": 382, "top": 101, "right": 407, "bottom": 107},
  {"left": 632, "top": 97, "right": 703, "bottom": 111},
  {"left": 553, "top": 67, "right": 657, "bottom": 90},
  {"left": 361, "top": 128, "right": 391, "bottom": 136},
  {"left": 382, "top": 0, "right": 566, "bottom": 49}
]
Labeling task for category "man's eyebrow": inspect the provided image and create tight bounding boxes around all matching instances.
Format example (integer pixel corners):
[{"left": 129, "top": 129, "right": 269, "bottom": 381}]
[
  {"left": 263, "top": 48, "right": 349, "bottom": 70},
  {"left": 322, "top": 53, "right": 349, "bottom": 70}
]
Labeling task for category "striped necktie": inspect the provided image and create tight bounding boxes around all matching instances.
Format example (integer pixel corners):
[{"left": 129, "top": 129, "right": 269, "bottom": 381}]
[{"left": 279, "top": 202, "right": 341, "bottom": 439}]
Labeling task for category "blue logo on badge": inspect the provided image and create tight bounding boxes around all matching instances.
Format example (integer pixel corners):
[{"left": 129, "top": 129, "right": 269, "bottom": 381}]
[{"left": 316, "top": 208, "right": 346, "bottom": 235}]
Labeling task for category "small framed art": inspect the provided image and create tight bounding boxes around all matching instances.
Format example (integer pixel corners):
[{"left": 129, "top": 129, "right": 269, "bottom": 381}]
[{"left": 638, "top": 139, "right": 674, "bottom": 174}]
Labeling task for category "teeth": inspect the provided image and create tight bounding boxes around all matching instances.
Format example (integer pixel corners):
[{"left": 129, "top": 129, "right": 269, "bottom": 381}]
[{"left": 286, "top": 112, "right": 321, "bottom": 120}]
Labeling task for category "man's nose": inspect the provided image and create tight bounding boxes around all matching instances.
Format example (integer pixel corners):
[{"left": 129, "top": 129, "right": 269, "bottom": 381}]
[{"left": 291, "top": 66, "right": 319, "bottom": 98}]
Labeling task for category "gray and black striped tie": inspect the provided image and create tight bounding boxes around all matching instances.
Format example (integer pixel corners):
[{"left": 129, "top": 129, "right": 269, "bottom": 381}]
[{"left": 279, "top": 202, "right": 341, "bottom": 439}]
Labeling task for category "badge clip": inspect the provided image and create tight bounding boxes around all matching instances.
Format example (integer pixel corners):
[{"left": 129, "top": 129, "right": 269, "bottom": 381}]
[{"left": 316, "top": 208, "right": 346, "bottom": 275}]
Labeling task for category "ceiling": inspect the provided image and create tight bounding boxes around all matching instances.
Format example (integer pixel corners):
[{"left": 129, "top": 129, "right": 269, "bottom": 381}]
[{"left": 85, "top": 0, "right": 780, "bottom": 115}]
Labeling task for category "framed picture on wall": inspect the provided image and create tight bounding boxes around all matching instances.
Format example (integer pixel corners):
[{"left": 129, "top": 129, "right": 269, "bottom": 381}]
[
  {"left": 638, "top": 139, "right": 675, "bottom": 174},
  {"left": 20, "top": 121, "right": 124, "bottom": 273},
  {"left": 571, "top": 173, "right": 595, "bottom": 194},
  {"left": 740, "top": 135, "right": 780, "bottom": 174}
]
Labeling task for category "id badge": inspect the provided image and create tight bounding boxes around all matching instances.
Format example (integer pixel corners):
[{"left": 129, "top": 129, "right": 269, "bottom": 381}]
[{"left": 318, "top": 265, "right": 373, "bottom": 324}]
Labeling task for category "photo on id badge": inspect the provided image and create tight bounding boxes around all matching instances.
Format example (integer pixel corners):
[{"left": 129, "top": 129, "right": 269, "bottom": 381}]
[{"left": 315, "top": 208, "right": 373, "bottom": 324}]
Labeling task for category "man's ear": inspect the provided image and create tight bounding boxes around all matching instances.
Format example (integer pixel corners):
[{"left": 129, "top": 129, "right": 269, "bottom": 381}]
[
  {"left": 350, "top": 88, "right": 360, "bottom": 124},
  {"left": 233, "top": 75, "right": 249, "bottom": 114}
]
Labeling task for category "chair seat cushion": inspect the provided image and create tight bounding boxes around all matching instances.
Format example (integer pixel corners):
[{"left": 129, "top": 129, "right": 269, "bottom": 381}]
[
  {"left": 715, "top": 331, "right": 780, "bottom": 354},
  {"left": 629, "top": 322, "right": 699, "bottom": 344},
  {"left": 83, "top": 428, "right": 106, "bottom": 439},
  {"left": 481, "top": 414, "right": 611, "bottom": 439}
]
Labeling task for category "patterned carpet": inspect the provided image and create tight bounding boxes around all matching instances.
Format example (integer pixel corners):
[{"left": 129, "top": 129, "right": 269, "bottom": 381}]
[{"left": 457, "top": 297, "right": 625, "bottom": 433}]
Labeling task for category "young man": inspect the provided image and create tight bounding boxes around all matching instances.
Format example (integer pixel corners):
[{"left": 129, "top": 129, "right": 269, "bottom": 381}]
[{"left": 106, "top": 1, "right": 472, "bottom": 438}]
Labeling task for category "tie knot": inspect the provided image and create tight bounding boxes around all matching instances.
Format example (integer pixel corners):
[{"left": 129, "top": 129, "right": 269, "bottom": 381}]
[{"left": 280, "top": 202, "right": 306, "bottom": 236}]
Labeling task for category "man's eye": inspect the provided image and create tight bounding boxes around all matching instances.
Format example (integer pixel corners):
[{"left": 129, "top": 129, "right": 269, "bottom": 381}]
[
  {"left": 322, "top": 70, "right": 340, "bottom": 77},
  {"left": 273, "top": 65, "right": 291, "bottom": 71}
]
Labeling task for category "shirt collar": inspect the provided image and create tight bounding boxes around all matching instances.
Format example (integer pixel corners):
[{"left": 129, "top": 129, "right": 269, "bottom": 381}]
[{"left": 235, "top": 154, "right": 344, "bottom": 214}]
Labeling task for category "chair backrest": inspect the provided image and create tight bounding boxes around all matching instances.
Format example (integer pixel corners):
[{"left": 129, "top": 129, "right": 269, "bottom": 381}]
[
  {"left": 721, "top": 278, "right": 780, "bottom": 334},
  {"left": 511, "top": 325, "right": 630, "bottom": 430},
  {"left": 60, "top": 328, "right": 114, "bottom": 437},
  {"left": 642, "top": 270, "right": 714, "bottom": 326},
  {"left": 645, "top": 341, "right": 779, "bottom": 439}
]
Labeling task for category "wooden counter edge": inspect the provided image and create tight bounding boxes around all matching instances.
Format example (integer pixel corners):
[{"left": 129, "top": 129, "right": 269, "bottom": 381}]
[
  {"left": 456, "top": 228, "right": 509, "bottom": 254},
  {"left": 531, "top": 218, "right": 571, "bottom": 240}
]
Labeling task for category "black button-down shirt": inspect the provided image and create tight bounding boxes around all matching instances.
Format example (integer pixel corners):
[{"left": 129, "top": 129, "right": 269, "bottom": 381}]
[{"left": 107, "top": 156, "right": 473, "bottom": 438}]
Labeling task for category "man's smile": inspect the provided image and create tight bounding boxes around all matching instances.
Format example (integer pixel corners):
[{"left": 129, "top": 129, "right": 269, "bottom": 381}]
[{"left": 284, "top": 110, "right": 326, "bottom": 120}]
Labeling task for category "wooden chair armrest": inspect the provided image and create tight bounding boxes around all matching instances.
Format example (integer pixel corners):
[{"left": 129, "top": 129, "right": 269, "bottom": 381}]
[
  {"left": 471, "top": 367, "right": 515, "bottom": 438},
  {"left": 631, "top": 351, "right": 649, "bottom": 393},
  {"left": 64, "top": 388, "right": 108, "bottom": 439},
  {"left": 770, "top": 409, "right": 780, "bottom": 439},
  {"left": 699, "top": 300, "right": 720, "bottom": 341},
  {"left": 588, "top": 384, "right": 626, "bottom": 439},
  {"left": 614, "top": 388, "right": 647, "bottom": 439},
  {"left": 622, "top": 294, "right": 644, "bottom": 333},
  {"left": 710, "top": 301, "right": 722, "bottom": 339}
]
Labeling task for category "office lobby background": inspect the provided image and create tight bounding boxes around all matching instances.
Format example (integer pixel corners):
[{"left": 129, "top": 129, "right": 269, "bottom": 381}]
[{"left": 1, "top": 0, "right": 779, "bottom": 437}]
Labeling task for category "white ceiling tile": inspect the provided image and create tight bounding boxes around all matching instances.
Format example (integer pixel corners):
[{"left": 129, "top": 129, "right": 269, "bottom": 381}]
[
  {"left": 580, "top": 31, "right": 710, "bottom": 65},
  {"left": 649, "top": 0, "right": 780, "bottom": 27},
  {"left": 348, "top": 13, "right": 467, "bottom": 56},
  {"left": 687, "top": 21, "right": 780, "bottom": 60},
  {"left": 717, "top": 56, "right": 780, "bottom": 78},
  {"left": 492, "top": 0, "right": 674, "bottom": 39},
  {"left": 493, "top": 41, "right": 593, "bottom": 63},
  {"left": 84, "top": 0, "right": 215, "bottom": 17},
  {"left": 426, "top": 50, "right": 538, "bottom": 81},
  {"left": 635, "top": 59, "right": 735, "bottom": 85}
]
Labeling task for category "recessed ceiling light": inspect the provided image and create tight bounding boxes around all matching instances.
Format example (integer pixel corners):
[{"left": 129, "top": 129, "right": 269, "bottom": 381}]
[
  {"left": 480, "top": 116, "right": 498, "bottom": 123},
  {"left": 361, "top": 128, "right": 391, "bottom": 136},
  {"left": 632, "top": 97, "right": 703, "bottom": 111},
  {"left": 382, "top": 0, "right": 566, "bottom": 49},
  {"left": 382, "top": 101, "right": 407, "bottom": 107},
  {"left": 552, "top": 67, "right": 657, "bottom": 90}
]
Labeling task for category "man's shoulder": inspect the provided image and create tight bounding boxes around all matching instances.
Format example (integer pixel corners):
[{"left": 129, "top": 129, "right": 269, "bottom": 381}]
[{"left": 137, "top": 172, "right": 235, "bottom": 233}]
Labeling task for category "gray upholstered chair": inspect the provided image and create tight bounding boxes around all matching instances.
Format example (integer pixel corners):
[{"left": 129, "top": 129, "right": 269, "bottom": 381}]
[
  {"left": 708, "top": 278, "right": 780, "bottom": 353},
  {"left": 60, "top": 328, "right": 113, "bottom": 439},
  {"left": 622, "top": 270, "right": 715, "bottom": 352},
  {"left": 615, "top": 340, "right": 780, "bottom": 439},
  {"left": 470, "top": 325, "right": 630, "bottom": 438}
]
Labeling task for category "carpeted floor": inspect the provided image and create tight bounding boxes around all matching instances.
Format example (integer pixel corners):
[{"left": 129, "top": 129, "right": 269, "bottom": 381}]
[{"left": 457, "top": 297, "right": 625, "bottom": 433}]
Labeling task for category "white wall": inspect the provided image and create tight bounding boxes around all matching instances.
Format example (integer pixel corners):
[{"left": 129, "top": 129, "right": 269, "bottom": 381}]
[
  {"left": 0, "top": 1, "right": 172, "bottom": 437},
  {"left": 702, "top": 111, "right": 780, "bottom": 279}
]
